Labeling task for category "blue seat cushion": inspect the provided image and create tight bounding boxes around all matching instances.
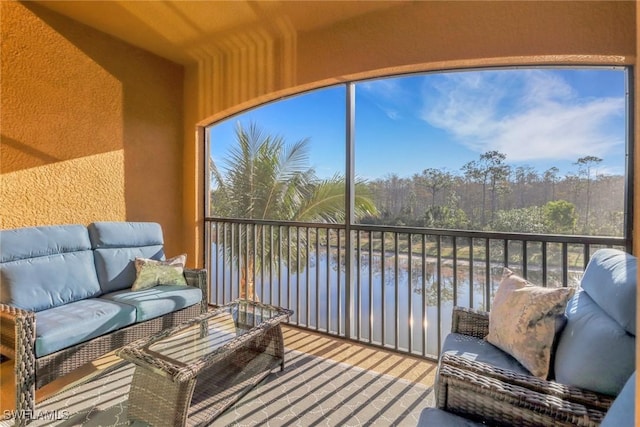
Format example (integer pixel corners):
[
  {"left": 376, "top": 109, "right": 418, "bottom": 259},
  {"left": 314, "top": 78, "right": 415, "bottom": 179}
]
[
  {"left": 0, "top": 225, "right": 102, "bottom": 312},
  {"left": 580, "top": 249, "right": 636, "bottom": 335},
  {"left": 88, "top": 222, "right": 165, "bottom": 293},
  {"left": 100, "top": 285, "right": 202, "bottom": 322},
  {"left": 417, "top": 408, "right": 484, "bottom": 427},
  {"left": 441, "top": 333, "right": 531, "bottom": 376},
  {"left": 35, "top": 298, "right": 136, "bottom": 357},
  {"left": 554, "top": 289, "right": 635, "bottom": 396}
]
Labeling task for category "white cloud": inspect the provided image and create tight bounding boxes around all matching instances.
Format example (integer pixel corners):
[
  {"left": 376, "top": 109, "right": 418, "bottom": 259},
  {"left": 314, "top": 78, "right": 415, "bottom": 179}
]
[
  {"left": 359, "top": 78, "right": 412, "bottom": 120},
  {"left": 384, "top": 109, "right": 400, "bottom": 120},
  {"left": 419, "top": 70, "right": 625, "bottom": 162},
  {"left": 359, "top": 79, "right": 405, "bottom": 100}
]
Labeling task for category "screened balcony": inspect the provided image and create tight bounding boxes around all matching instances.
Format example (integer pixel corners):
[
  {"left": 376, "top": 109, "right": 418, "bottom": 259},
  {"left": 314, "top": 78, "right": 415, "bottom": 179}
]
[
  {"left": 2, "top": 2, "right": 637, "bottom": 425},
  {"left": 205, "top": 68, "right": 632, "bottom": 360}
]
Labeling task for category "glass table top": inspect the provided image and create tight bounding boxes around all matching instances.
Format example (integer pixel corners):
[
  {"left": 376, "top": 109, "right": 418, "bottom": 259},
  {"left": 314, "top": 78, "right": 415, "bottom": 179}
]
[{"left": 140, "top": 300, "right": 292, "bottom": 366}]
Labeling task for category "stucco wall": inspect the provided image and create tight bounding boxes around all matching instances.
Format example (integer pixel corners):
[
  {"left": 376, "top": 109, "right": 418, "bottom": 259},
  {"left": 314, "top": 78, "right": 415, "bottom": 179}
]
[
  {"left": 1, "top": 2, "right": 185, "bottom": 256},
  {"left": 298, "top": 1, "right": 635, "bottom": 83}
]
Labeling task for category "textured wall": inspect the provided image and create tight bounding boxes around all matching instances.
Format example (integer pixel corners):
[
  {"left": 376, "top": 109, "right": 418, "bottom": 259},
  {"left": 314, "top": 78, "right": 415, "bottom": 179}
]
[
  {"left": 297, "top": 1, "right": 635, "bottom": 83},
  {"left": 1, "top": 2, "right": 185, "bottom": 256}
]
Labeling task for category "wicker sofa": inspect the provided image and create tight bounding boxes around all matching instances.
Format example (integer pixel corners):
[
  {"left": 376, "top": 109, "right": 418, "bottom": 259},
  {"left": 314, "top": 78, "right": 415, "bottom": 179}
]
[
  {"left": 0, "top": 222, "right": 208, "bottom": 426},
  {"left": 435, "top": 248, "right": 636, "bottom": 426}
]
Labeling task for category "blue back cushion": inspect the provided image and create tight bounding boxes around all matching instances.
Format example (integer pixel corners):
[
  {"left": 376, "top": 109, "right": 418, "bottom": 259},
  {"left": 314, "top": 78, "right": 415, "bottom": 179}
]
[
  {"left": 554, "top": 289, "right": 635, "bottom": 395},
  {"left": 554, "top": 249, "right": 636, "bottom": 396},
  {"left": 600, "top": 371, "right": 636, "bottom": 427},
  {"left": 580, "top": 248, "right": 636, "bottom": 335},
  {"left": 88, "top": 222, "right": 165, "bottom": 293},
  {"left": 0, "top": 225, "right": 102, "bottom": 312}
]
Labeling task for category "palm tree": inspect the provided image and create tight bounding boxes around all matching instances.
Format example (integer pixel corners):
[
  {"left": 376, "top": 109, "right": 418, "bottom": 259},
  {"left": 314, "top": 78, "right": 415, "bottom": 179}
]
[{"left": 210, "top": 121, "right": 378, "bottom": 299}]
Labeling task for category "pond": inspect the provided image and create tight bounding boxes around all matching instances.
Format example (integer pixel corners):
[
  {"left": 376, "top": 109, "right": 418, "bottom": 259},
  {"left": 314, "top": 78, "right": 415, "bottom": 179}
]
[{"left": 210, "top": 245, "right": 584, "bottom": 358}]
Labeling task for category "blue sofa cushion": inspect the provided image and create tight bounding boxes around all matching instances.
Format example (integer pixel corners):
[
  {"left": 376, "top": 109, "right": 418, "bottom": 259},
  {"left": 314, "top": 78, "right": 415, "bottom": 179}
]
[
  {"left": 580, "top": 248, "right": 636, "bottom": 335},
  {"left": 88, "top": 222, "right": 164, "bottom": 249},
  {"left": 0, "top": 225, "right": 102, "bottom": 312},
  {"left": 35, "top": 298, "right": 136, "bottom": 357},
  {"left": 601, "top": 371, "right": 636, "bottom": 427},
  {"left": 0, "top": 224, "right": 91, "bottom": 263},
  {"left": 100, "top": 285, "right": 203, "bottom": 322},
  {"left": 88, "top": 222, "right": 165, "bottom": 293},
  {"left": 554, "top": 289, "right": 635, "bottom": 396},
  {"left": 442, "top": 333, "right": 531, "bottom": 376}
]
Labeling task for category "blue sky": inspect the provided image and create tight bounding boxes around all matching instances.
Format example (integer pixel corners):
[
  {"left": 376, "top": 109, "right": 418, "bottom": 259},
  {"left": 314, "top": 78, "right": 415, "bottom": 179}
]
[{"left": 208, "top": 67, "right": 627, "bottom": 181}]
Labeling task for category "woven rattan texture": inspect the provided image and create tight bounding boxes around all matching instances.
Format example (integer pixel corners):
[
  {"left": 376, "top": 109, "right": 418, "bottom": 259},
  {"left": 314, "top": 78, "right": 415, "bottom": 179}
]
[
  {"left": 119, "top": 300, "right": 291, "bottom": 426},
  {"left": 451, "top": 306, "right": 490, "bottom": 339},
  {"left": 1, "top": 268, "right": 208, "bottom": 427},
  {"left": 0, "top": 306, "right": 36, "bottom": 426},
  {"left": 436, "top": 306, "right": 612, "bottom": 427},
  {"left": 128, "top": 366, "right": 196, "bottom": 426}
]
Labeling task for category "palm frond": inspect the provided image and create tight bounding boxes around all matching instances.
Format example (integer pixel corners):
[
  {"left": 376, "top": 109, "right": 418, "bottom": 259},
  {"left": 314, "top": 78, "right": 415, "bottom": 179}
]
[
  {"left": 209, "top": 121, "right": 380, "bottom": 288},
  {"left": 294, "top": 174, "right": 379, "bottom": 223}
]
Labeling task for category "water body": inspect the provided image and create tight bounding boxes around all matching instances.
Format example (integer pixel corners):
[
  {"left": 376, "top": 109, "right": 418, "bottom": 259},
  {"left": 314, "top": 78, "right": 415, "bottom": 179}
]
[{"left": 210, "top": 246, "right": 582, "bottom": 358}]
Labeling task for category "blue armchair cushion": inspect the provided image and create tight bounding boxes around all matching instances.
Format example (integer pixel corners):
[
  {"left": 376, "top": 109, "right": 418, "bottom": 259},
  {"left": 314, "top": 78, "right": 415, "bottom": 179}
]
[
  {"left": 417, "top": 408, "right": 484, "bottom": 426},
  {"left": 601, "top": 371, "right": 636, "bottom": 427},
  {"left": 100, "top": 285, "right": 203, "bottom": 322},
  {"left": 0, "top": 225, "right": 102, "bottom": 311},
  {"left": 554, "top": 289, "right": 635, "bottom": 396},
  {"left": 580, "top": 248, "right": 637, "bottom": 335},
  {"left": 88, "top": 222, "right": 165, "bottom": 293},
  {"left": 442, "top": 333, "right": 531, "bottom": 376},
  {"left": 35, "top": 298, "right": 136, "bottom": 357}
]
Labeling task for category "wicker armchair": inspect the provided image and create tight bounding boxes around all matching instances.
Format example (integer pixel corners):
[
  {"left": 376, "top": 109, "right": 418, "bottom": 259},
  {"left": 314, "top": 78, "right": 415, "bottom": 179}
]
[
  {"left": 436, "top": 249, "right": 636, "bottom": 427},
  {"left": 423, "top": 371, "right": 635, "bottom": 427},
  {"left": 435, "top": 307, "right": 616, "bottom": 427}
]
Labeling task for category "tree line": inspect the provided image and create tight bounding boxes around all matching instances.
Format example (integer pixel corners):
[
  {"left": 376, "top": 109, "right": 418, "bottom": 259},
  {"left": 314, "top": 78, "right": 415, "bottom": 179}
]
[
  {"left": 210, "top": 123, "right": 625, "bottom": 238},
  {"left": 360, "top": 150, "right": 625, "bottom": 237}
]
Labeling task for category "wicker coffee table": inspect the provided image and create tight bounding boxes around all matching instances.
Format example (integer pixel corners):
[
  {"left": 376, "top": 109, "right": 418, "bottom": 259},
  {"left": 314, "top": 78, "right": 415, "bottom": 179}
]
[{"left": 117, "top": 300, "right": 293, "bottom": 427}]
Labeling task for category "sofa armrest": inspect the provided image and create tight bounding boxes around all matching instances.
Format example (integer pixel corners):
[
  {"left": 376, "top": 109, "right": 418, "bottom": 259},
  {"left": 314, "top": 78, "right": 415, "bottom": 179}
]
[
  {"left": 184, "top": 268, "right": 208, "bottom": 313},
  {"left": 451, "top": 306, "right": 489, "bottom": 339},
  {"left": 1, "top": 303, "right": 36, "bottom": 425},
  {"left": 437, "top": 354, "right": 613, "bottom": 427}
]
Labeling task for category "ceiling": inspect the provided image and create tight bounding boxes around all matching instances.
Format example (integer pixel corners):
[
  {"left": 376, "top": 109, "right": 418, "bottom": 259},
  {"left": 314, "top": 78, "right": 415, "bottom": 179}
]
[{"left": 34, "top": 1, "right": 399, "bottom": 65}]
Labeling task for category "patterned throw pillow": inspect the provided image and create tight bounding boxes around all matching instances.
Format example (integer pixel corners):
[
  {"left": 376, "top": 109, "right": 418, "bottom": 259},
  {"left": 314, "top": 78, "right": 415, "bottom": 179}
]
[
  {"left": 131, "top": 254, "right": 188, "bottom": 291},
  {"left": 485, "top": 269, "right": 574, "bottom": 379}
]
